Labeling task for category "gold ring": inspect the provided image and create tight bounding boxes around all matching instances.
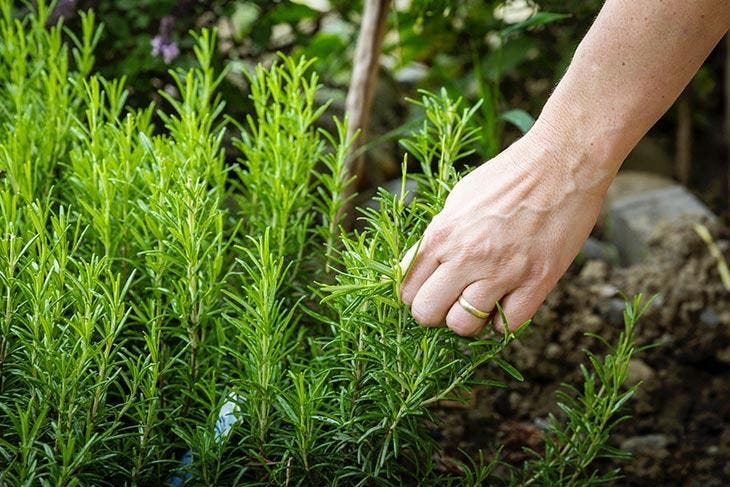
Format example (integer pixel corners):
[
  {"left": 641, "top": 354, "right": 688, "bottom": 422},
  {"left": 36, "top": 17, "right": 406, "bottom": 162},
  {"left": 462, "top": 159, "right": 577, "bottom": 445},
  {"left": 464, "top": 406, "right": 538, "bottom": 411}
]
[{"left": 458, "top": 295, "right": 490, "bottom": 320}]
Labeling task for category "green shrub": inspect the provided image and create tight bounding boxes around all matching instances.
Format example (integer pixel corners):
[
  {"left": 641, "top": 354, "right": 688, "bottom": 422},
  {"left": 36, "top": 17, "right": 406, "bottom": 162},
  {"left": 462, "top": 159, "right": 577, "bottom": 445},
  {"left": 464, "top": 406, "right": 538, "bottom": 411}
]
[{"left": 0, "top": 4, "right": 647, "bottom": 485}]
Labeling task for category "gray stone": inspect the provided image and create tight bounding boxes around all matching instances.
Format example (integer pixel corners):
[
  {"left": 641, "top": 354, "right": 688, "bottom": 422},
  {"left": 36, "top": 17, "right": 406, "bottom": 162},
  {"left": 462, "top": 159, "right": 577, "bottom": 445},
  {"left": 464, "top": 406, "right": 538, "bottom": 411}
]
[
  {"left": 579, "top": 259, "right": 609, "bottom": 282},
  {"left": 508, "top": 391, "right": 522, "bottom": 410},
  {"left": 626, "top": 358, "right": 655, "bottom": 387},
  {"left": 582, "top": 314, "right": 603, "bottom": 333},
  {"left": 602, "top": 171, "right": 717, "bottom": 265},
  {"left": 579, "top": 237, "right": 620, "bottom": 264},
  {"left": 600, "top": 297, "right": 627, "bottom": 327},
  {"left": 699, "top": 308, "right": 722, "bottom": 327},
  {"left": 545, "top": 343, "right": 562, "bottom": 360},
  {"left": 620, "top": 434, "right": 670, "bottom": 456},
  {"left": 591, "top": 283, "right": 619, "bottom": 299},
  {"left": 533, "top": 416, "right": 551, "bottom": 431}
]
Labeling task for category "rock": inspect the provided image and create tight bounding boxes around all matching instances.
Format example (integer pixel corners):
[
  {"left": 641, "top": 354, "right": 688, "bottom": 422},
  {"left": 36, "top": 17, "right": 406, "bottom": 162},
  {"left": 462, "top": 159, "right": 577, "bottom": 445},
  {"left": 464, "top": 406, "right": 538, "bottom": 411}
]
[
  {"left": 508, "top": 392, "right": 522, "bottom": 411},
  {"left": 582, "top": 314, "right": 603, "bottom": 333},
  {"left": 699, "top": 308, "right": 721, "bottom": 327},
  {"left": 579, "top": 237, "right": 619, "bottom": 264},
  {"left": 620, "top": 434, "right": 670, "bottom": 456},
  {"left": 591, "top": 283, "right": 619, "bottom": 299},
  {"left": 605, "top": 170, "right": 674, "bottom": 201},
  {"left": 651, "top": 293, "right": 665, "bottom": 309},
  {"left": 599, "top": 298, "right": 627, "bottom": 327},
  {"left": 533, "top": 416, "right": 550, "bottom": 431},
  {"left": 544, "top": 343, "right": 562, "bottom": 360},
  {"left": 601, "top": 171, "right": 717, "bottom": 265},
  {"left": 579, "top": 259, "right": 609, "bottom": 282},
  {"left": 626, "top": 358, "right": 655, "bottom": 387}
]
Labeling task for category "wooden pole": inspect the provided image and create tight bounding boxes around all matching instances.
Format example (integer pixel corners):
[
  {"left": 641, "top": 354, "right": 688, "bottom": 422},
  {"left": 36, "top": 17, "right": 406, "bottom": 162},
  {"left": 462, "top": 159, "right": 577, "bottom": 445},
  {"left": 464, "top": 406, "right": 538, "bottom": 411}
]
[{"left": 340, "top": 0, "right": 391, "bottom": 228}]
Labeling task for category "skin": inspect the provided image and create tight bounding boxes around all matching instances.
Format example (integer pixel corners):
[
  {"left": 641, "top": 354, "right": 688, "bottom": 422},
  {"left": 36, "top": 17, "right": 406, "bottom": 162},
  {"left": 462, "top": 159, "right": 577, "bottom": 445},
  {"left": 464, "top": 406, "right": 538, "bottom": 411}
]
[{"left": 400, "top": 0, "right": 730, "bottom": 336}]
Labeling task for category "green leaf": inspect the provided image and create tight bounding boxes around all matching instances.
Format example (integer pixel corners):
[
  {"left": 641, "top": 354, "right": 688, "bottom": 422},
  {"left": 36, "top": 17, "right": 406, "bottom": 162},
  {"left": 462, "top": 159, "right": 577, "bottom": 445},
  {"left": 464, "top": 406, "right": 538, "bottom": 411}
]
[
  {"left": 269, "top": 3, "right": 319, "bottom": 24},
  {"left": 501, "top": 11, "right": 571, "bottom": 37},
  {"left": 494, "top": 358, "right": 524, "bottom": 381},
  {"left": 500, "top": 109, "right": 535, "bottom": 134}
]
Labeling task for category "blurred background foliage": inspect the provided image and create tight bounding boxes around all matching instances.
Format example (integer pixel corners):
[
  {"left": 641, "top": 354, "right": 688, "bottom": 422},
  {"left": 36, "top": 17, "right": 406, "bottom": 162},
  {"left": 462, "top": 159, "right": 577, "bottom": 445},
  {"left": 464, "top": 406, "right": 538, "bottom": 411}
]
[{"left": 29, "top": 0, "right": 729, "bottom": 216}]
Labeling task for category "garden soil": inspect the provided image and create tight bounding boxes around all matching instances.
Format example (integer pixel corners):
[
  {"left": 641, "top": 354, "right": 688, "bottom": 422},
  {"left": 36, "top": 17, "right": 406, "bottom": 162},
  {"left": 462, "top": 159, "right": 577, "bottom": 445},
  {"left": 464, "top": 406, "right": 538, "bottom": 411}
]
[{"left": 432, "top": 222, "right": 730, "bottom": 486}]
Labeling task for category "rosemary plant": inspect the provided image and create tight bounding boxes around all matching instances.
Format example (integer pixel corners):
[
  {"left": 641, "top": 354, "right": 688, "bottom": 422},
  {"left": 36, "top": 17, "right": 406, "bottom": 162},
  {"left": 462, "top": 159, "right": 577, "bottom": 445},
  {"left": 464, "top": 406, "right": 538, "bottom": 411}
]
[{"left": 0, "top": 3, "right": 647, "bottom": 485}]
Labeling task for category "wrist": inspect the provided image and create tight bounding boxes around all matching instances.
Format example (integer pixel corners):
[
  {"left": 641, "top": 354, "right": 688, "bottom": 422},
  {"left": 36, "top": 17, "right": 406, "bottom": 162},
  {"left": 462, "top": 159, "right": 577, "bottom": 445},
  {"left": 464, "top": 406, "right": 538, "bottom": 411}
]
[{"left": 523, "top": 93, "right": 624, "bottom": 198}]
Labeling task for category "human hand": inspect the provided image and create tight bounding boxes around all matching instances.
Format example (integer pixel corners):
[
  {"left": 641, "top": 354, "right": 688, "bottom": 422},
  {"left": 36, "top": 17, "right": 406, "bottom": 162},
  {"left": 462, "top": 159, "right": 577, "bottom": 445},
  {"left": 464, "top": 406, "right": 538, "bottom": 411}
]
[{"left": 399, "top": 130, "right": 612, "bottom": 336}]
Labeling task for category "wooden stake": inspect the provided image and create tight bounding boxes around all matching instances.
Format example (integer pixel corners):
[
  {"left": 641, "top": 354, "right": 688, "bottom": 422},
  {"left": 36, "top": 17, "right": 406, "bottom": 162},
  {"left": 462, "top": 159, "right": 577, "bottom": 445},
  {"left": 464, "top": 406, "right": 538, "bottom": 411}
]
[{"left": 340, "top": 0, "right": 391, "bottom": 228}]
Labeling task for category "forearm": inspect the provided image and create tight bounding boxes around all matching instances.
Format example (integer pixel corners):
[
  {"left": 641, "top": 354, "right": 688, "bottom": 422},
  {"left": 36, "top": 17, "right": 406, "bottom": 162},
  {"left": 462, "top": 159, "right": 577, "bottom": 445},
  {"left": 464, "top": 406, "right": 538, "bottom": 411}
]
[{"left": 530, "top": 0, "right": 729, "bottom": 194}]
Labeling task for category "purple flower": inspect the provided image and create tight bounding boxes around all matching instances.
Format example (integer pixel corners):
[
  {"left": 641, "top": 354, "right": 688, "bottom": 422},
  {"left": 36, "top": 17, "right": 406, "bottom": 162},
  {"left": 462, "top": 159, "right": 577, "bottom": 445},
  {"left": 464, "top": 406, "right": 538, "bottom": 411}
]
[
  {"left": 162, "top": 41, "right": 180, "bottom": 64},
  {"left": 150, "top": 16, "right": 179, "bottom": 64},
  {"left": 151, "top": 35, "right": 164, "bottom": 55},
  {"left": 151, "top": 35, "right": 180, "bottom": 64}
]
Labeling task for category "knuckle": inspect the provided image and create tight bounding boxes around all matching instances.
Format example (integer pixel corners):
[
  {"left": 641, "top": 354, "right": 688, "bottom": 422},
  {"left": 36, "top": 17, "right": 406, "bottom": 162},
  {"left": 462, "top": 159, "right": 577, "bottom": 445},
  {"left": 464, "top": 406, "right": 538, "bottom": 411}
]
[
  {"left": 424, "top": 214, "right": 451, "bottom": 247},
  {"left": 528, "top": 260, "right": 556, "bottom": 283},
  {"left": 455, "top": 237, "right": 484, "bottom": 261},
  {"left": 504, "top": 252, "right": 530, "bottom": 278},
  {"left": 399, "top": 284, "right": 415, "bottom": 305}
]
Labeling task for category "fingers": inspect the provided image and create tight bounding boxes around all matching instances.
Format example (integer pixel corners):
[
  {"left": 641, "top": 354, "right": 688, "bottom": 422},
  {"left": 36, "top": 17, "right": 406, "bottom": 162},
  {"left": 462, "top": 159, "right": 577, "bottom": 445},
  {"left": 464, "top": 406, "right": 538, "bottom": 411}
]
[
  {"left": 493, "top": 286, "right": 543, "bottom": 333},
  {"left": 398, "top": 241, "right": 439, "bottom": 305},
  {"left": 398, "top": 243, "right": 418, "bottom": 278},
  {"left": 445, "top": 280, "right": 503, "bottom": 336},
  {"left": 410, "top": 264, "right": 464, "bottom": 327}
]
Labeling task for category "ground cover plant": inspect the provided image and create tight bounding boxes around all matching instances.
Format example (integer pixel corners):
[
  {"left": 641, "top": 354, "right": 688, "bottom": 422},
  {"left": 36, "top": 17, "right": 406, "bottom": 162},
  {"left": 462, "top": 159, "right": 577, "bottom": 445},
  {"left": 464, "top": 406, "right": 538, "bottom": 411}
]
[{"left": 0, "top": 4, "right": 649, "bottom": 485}]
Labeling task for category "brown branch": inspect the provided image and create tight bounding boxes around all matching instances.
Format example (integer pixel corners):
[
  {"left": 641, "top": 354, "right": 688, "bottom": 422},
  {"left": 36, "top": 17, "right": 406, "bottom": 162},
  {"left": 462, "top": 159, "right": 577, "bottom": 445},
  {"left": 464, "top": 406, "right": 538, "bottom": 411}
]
[{"left": 340, "top": 0, "right": 391, "bottom": 229}]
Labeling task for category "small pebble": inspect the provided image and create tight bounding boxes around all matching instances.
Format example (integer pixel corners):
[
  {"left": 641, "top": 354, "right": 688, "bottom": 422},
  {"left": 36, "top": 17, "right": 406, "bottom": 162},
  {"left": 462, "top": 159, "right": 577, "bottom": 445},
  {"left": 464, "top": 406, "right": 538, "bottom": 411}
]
[
  {"left": 620, "top": 434, "right": 669, "bottom": 455},
  {"left": 592, "top": 283, "right": 619, "bottom": 298},
  {"left": 699, "top": 308, "right": 721, "bottom": 327},
  {"left": 579, "top": 258, "right": 609, "bottom": 281},
  {"left": 545, "top": 343, "right": 562, "bottom": 360},
  {"left": 604, "top": 298, "right": 626, "bottom": 326},
  {"left": 533, "top": 416, "right": 550, "bottom": 431},
  {"left": 626, "top": 358, "right": 655, "bottom": 387},
  {"left": 508, "top": 392, "right": 522, "bottom": 411},
  {"left": 582, "top": 314, "right": 603, "bottom": 333}
]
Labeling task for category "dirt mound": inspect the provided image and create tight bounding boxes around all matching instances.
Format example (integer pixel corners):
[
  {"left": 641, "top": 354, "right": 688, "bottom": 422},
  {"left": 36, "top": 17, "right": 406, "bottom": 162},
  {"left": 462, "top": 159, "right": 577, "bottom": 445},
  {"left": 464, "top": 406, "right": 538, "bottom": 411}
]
[{"left": 434, "top": 221, "right": 730, "bottom": 485}]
